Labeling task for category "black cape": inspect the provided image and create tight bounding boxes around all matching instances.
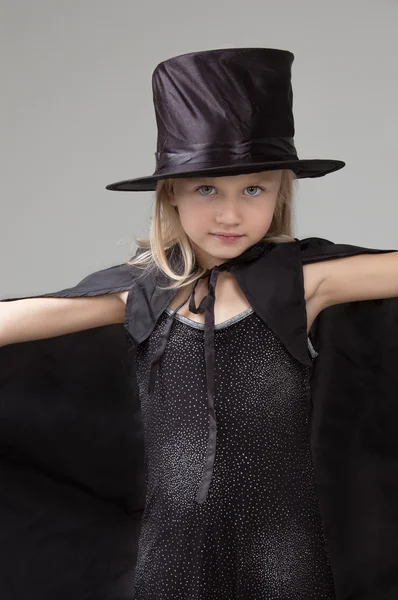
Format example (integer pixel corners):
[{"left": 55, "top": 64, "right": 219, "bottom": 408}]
[{"left": 1, "top": 237, "right": 398, "bottom": 600}]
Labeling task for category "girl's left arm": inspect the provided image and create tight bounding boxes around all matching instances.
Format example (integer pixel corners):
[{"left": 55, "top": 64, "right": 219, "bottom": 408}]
[{"left": 314, "top": 251, "right": 398, "bottom": 309}]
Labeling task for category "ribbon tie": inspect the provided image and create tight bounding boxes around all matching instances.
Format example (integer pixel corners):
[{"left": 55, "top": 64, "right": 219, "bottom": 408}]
[
  {"left": 147, "top": 241, "right": 272, "bottom": 504},
  {"left": 147, "top": 261, "right": 235, "bottom": 504}
]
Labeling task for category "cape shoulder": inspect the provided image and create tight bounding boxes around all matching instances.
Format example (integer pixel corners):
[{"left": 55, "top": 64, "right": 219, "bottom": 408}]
[
  {"left": 1, "top": 260, "right": 142, "bottom": 302},
  {"left": 1, "top": 237, "right": 395, "bottom": 357},
  {"left": 299, "top": 236, "right": 394, "bottom": 262},
  {"left": 0, "top": 250, "right": 158, "bottom": 349},
  {"left": 231, "top": 237, "right": 396, "bottom": 369}
]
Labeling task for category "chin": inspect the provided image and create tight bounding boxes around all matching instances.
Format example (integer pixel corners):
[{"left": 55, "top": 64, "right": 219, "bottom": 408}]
[{"left": 208, "top": 241, "right": 250, "bottom": 258}]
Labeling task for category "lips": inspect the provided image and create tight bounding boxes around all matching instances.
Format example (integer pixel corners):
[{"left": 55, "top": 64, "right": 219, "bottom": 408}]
[{"left": 211, "top": 233, "right": 244, "bottom": 243}]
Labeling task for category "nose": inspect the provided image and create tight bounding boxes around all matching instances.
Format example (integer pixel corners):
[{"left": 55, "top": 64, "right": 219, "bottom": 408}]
[{"left": 214, "top": 198, "right": 243, "bottom": 224}]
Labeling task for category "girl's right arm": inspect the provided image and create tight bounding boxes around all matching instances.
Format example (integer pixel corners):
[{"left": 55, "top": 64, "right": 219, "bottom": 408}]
[{"left": 0, "top": 291, "right": 129, "bottom": 347}]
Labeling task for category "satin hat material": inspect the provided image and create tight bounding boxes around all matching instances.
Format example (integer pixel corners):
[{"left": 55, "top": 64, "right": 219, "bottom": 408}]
[{"left": 106, "top": 47, "right": 345, "bottom": 192}]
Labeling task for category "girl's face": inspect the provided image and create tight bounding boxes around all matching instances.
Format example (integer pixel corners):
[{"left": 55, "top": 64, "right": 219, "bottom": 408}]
[{"left": 170, "top": 169, "right": 283, "bottom": 269}]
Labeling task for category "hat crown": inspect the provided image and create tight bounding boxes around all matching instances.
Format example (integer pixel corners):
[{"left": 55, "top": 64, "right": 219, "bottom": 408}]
[{"left": 152, "top": 48, "right": 296, "bottom": 154}]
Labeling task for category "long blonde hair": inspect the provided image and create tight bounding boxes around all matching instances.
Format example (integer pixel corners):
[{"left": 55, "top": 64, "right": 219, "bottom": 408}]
[{"left": 127, "top": 169, "right": 297, "bottom": 291}]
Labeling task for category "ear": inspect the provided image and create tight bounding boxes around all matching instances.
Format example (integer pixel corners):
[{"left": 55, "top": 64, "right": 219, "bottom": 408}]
[
  {"left": 167, "top": 197, "right": 178, "bottom": 213},
  {"left": 170, "top": 197, "right": 179, "bottom": 210}
]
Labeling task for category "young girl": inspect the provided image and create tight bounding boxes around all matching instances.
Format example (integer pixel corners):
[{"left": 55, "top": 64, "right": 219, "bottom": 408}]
[{"left": 1, "top": 48, "right": 398, "bottom": 600}]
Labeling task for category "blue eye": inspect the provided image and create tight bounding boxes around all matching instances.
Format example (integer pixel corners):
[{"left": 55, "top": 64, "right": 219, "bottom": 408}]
[
  {"left": 244, "top": 186, "right": 264, "bottom": 196},
  {"left": 196, "top": 185, "right": 264, "bottom": 196},
  {"left": 197, "top": 185, "right": 214, "bottom": 195}
]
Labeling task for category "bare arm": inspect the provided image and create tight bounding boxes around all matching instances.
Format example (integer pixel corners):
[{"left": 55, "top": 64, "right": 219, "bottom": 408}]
[
  {"left": 315, "top": 252, "right": 398, "bottom": 309},
  {"left": 0, "top": 291, "right": 128, "bottom": 347}
]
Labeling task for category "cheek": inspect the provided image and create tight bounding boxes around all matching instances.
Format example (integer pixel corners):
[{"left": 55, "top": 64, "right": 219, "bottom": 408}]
[
  {"left": 179, "top": 203, "right": 209, "bottom": 227},
  {"left": 248, "top": 203, "right": 276, "bottom": 226}
]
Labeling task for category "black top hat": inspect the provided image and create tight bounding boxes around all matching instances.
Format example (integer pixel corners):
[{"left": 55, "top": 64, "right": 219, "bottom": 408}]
[{"left": 106, "top": 48, "right": 345, "bottom": 192}]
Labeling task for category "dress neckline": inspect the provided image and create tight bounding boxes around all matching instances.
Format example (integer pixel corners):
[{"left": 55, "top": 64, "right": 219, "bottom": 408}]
[{"left": 164, "top": 306, "right": 254, "bottom": 330}]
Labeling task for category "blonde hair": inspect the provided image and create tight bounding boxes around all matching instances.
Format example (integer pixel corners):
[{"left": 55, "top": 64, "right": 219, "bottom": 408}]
[{"left": 127, "top": 169, "right": 298, "bottom": 291}]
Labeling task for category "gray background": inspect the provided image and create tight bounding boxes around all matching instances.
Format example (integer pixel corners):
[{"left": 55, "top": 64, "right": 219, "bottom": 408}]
[{"left": 1, "top": 0, "right": 397, "bottom": 297}]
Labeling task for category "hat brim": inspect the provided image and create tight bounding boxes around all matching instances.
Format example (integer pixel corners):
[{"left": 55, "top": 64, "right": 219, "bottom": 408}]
[{"left": 105, "top": 159, "right": 346, "bottom": 192}]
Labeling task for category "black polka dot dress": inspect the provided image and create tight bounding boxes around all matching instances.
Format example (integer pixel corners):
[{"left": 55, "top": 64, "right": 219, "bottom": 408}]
[{"left": 133, "top": 306, "right": 337, "bottom": 599}]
